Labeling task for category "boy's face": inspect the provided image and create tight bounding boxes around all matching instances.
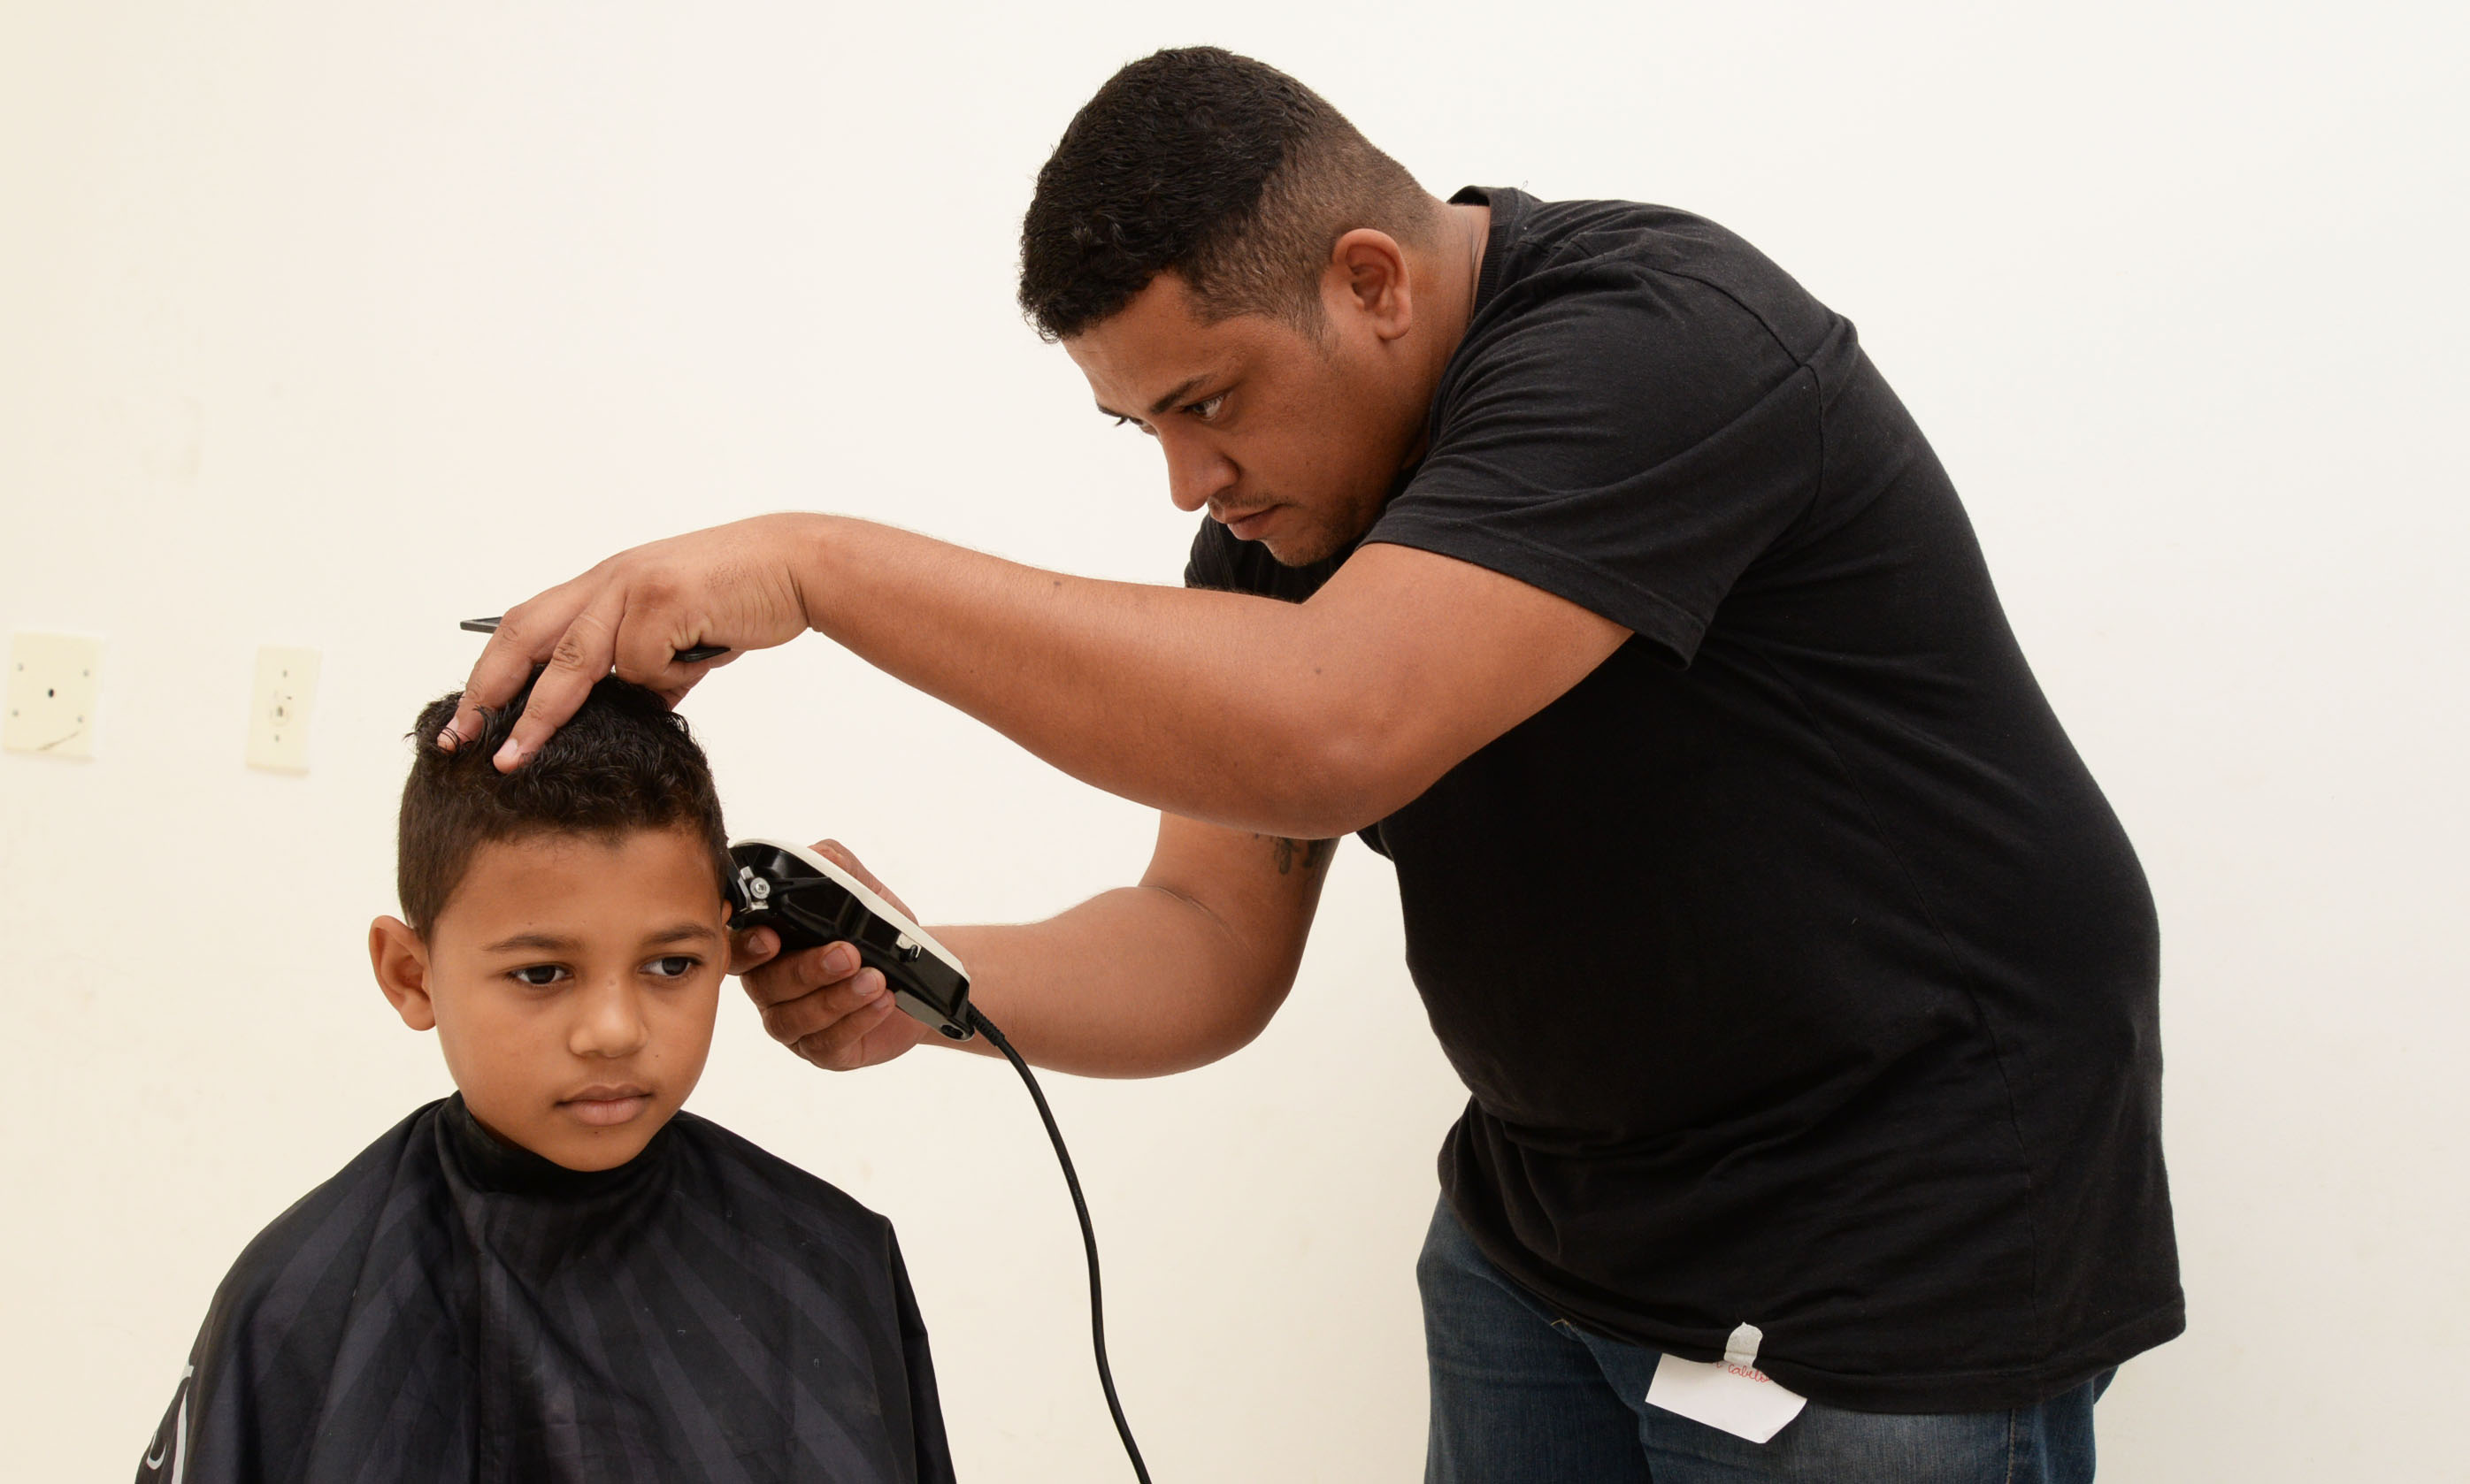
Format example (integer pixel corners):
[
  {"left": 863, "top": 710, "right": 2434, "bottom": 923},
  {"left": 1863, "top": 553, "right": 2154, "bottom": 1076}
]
[{"left": 369, "top": 824, "right": 728, "bottom": 1171}]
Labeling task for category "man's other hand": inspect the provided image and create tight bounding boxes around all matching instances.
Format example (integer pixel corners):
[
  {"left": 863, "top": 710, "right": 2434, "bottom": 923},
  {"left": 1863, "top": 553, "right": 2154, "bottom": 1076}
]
[
  {"left": 443, "top": 514, "right": 823, "bottom": 771},
  {"left": 731, "top": 839, "right": 935, "bottom": 1072}
]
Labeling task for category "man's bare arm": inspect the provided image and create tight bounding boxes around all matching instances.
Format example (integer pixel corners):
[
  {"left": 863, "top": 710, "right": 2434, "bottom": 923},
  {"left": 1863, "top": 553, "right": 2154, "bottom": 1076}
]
[
  {"left": 456, "top": 513, "right": 1626, "bottom": 839},
  {"left": 741, "top": 813, "right": 1338, "bottom": 1077}
]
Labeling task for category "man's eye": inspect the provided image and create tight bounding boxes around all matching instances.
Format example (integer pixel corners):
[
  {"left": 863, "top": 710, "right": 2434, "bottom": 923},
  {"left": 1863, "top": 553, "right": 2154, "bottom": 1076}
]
[
  {"left": 1114, "top": 416, "right": 1156, "bottom": 438},
  {"left": 510, "top": 964, "right": 568, "bottom": 988},
  {"left": 1188, "top": 394, "right": 1227, "bottom": 420},
  {"left": 646, "top": 955, "right": 698, "bottom": 980}
]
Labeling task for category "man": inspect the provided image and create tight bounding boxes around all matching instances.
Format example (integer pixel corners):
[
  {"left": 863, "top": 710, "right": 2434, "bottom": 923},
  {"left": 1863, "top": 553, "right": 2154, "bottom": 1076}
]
[{"left": 449, "top": 46, "right": 2179, "bottom": 1482}]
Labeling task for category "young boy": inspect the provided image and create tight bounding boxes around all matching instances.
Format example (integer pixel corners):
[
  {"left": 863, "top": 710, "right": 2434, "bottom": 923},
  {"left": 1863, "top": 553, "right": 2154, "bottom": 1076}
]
[{"left": 137, "top": 677, "right": 957, "bottom": 1484}]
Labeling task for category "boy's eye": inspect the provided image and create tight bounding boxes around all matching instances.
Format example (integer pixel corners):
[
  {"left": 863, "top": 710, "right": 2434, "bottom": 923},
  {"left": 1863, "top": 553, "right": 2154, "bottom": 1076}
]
[
  {"left": 646, "top": 955, "right": 698, "bottom": 980},
  {"left": 1187, "top": 394, "right": 1226, "bottom": 421},
  {"left": 510, "top": 964, "right": 569, "bottom": 988}
]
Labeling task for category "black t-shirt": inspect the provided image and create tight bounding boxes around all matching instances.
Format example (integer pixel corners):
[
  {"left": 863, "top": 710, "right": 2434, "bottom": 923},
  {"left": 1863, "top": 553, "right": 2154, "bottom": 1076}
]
[{"left": 1186, "top": 187, "right": 2181, "bottom": 1412}]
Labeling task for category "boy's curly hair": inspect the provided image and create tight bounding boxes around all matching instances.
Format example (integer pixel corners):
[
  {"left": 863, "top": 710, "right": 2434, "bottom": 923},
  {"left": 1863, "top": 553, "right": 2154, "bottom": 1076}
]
[{"left": 397, "top": 677, "right": 730, "bottom": 936}]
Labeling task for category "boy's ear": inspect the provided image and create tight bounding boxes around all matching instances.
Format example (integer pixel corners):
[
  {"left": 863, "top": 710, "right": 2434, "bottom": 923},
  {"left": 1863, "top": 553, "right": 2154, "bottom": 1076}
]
[{"left": 370, "top": 915, "right": 437, "bottom": 1031}]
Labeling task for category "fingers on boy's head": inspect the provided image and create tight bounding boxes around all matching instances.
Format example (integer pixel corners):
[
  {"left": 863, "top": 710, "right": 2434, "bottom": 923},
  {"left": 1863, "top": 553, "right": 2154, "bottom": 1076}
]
[{"left": 397, "top": 676, "right": 732, "bottom": 937}]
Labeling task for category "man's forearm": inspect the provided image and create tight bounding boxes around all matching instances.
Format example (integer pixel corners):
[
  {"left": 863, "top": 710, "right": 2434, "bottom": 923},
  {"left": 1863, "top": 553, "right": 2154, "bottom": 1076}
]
[
  {"left": 457, "top": 511, "right": 1624, "bottom": 820},
  {"left": 788, "top": 515, "right": 1375, "bottom": 838},
  {"left": 927, "top": 884, "right": 1295, "bottom": 1078}
]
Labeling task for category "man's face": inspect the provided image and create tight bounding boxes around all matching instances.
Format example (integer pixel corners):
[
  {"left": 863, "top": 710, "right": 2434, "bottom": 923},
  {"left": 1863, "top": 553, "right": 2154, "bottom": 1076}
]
[
  {"left": 1064, "top": 272, "right": 1429, "bottom": 567},
  {"left": 371, "top": 825, "right": 727, "bottom": 1171}
]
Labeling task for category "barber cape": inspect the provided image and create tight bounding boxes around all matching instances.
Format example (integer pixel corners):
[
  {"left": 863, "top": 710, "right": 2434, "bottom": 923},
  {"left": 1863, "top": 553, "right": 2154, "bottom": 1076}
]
[{"left": 136, "top": 1095, "right": 955, "bottom": 1484}]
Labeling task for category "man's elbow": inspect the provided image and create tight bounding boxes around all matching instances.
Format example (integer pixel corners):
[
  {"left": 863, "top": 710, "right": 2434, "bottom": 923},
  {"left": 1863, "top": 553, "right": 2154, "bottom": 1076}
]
[
  {"left": 1151, "top": 992, "right": 1283, "bottom": 1075},
  {"left": 1108, "top": 964, "right": 1294, "bottom": 1078},
  {"left": 1267, "top": 715, "right": 1439, "bottom": 839}
]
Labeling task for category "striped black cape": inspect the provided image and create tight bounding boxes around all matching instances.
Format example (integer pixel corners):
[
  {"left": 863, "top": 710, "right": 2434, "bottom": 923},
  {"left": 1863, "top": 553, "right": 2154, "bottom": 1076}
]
[{"left": 137, "top": 1095, "right": 955, "bottom": 1483}]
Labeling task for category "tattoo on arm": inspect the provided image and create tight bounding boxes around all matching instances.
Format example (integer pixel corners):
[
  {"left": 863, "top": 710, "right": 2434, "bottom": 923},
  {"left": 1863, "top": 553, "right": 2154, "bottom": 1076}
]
[{"left": 1260, "top": 835, "right": 1337, "bottom": 876}]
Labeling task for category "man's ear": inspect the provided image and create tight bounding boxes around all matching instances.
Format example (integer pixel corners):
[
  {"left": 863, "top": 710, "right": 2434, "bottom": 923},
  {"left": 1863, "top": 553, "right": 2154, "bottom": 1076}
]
[
  {"left": 370, "top": 915, "right": 438, "bottom": 1031},
  {"left": 1327, "top": 227, "right": 1414, "bottom": 341}
]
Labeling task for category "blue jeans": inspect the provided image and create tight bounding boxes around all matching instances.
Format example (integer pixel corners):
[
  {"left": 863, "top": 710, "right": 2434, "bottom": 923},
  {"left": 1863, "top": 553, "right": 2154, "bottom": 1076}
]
[{"left": 1418, "top": 1197, "right": 2112, "bottom": 1483}]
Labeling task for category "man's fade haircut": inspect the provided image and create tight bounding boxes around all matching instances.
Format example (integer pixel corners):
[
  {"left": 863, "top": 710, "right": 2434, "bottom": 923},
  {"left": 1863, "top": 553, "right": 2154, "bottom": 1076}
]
[
  {"left": 1018, "top": 47, "right": 1434, "bottom": 341},
  {"left": 398, "top": 677, "right": 731, "bottom": 937}
]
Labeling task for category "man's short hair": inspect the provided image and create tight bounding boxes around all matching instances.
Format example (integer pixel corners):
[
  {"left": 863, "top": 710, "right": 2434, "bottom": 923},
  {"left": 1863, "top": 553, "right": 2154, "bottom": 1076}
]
[
  {"left": 1017, "top": 47, "right": 1434, "bottom": 341},
  {"left": 398, "top": 677, "right": 731, "bottom": 937}
]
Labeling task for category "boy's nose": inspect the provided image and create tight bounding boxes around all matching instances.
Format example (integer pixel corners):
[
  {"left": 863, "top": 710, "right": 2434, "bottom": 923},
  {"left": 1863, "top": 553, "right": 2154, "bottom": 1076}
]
[{"left": 571, "top": 978, "right": 651, "bottom": 1059}]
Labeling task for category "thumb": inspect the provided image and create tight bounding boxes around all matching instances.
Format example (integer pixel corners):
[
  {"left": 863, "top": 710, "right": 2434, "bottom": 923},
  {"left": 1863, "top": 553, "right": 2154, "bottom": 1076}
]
[{"left": 729, "top": 925, "right": 780, "bottom": 975}]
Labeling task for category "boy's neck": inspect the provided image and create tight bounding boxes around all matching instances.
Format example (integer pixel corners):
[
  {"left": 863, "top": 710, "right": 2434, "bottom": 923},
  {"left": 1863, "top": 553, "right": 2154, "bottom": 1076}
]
[{"left": 446, "top": 1093, "right": 675, "bottom": 1195}]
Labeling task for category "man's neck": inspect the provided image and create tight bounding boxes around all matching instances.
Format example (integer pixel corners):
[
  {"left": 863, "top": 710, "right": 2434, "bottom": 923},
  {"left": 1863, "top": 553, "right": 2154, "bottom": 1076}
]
[
  {"left": 1424, "top": 200, "right": 1492, "bottom": 371},
  {"left": 1391, "top": 199, "right": 1492, "bottom": 470}
]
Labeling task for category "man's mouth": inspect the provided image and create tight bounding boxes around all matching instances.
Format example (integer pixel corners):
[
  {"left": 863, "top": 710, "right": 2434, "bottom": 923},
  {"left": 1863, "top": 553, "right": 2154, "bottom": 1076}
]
[
  {"left": 560, "top": 1085, "right": 655, "bottom": 1127},
  {"left": 1216, "top": 505, "right": 1275, "bottom": 541}
]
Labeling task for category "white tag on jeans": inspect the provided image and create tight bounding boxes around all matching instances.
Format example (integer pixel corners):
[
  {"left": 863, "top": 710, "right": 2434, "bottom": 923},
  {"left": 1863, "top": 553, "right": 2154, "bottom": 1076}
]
[{"left": 1643, "top": 1322, "right": 1809, "bottom": 1444}]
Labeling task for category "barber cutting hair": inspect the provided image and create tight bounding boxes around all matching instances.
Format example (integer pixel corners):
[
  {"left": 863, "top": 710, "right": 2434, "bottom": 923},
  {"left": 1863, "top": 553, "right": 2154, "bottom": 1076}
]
[{"left": 450, "top": 47, "right": 2180, "bottom": 1483}]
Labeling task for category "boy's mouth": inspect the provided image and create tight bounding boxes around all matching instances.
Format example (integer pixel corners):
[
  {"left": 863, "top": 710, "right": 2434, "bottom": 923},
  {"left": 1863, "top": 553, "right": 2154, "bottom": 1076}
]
[{"left": 560, "top": 1084, "right": 655, "bottom": 1127}]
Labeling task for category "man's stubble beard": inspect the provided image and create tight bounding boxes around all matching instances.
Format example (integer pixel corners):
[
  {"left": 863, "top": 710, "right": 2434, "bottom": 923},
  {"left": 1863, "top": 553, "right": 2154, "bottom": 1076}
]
[
  {"left": 1266, "top": 524, "right": 1346, "bottom": 569},
  {"left": 1274, "top": 504, "right": 1393, "bottom": 569}
]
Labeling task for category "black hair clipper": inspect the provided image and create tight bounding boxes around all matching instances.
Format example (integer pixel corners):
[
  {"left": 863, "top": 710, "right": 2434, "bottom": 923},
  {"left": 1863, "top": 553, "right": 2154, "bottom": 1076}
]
[
  {"left": 730, "top": 839, "right": 1151, "bottom": 1480},
  {"left": 726, "top": 838, "right": 975, "bottom": 1041}
]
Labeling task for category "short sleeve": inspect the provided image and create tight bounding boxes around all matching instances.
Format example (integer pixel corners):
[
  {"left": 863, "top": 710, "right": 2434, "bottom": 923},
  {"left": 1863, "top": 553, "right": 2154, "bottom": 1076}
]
[{"left": 1368, "top": 271, "right": 1824, "bottom": 667}]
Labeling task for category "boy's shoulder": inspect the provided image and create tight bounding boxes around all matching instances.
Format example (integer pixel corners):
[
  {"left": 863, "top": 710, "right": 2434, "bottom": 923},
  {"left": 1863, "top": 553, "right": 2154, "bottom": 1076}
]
[
  {"left": 659, "top": 1110, "right": 909, "bottom": 1265},
  {"left": 203, "top": 1100, "right": 454, "bottom": 1335},
  {"left": 204, "top": 1101, "right": 914, "bottom": 1346},
  {"left": 142, "top": 1103, "right": 458, "bottom": 1482},
  {"left": 224, "top": 1103, "right": 898, "bottom": 1285}
]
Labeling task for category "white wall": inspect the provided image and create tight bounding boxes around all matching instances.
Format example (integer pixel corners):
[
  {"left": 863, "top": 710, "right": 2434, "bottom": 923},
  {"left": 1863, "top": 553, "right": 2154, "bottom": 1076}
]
[{"left": 3, "top": 3, "right": 2461, "bottom": 1478}]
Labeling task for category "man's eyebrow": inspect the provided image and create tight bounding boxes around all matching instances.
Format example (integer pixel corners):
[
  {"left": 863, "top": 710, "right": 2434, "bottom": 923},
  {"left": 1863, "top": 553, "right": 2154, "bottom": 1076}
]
[
  {"left": 1094, "top": 373, "right": 1214, "bottom": 423},
  {"left": 1146, "top": 374, "right": 1211, "bottom": 417}
]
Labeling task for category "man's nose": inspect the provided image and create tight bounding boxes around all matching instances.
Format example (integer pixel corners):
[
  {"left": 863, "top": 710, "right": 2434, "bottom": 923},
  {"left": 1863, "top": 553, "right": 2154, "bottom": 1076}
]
[
  {"left": 571, "top": 975, "right": 650, "bottom": 1059},
  {"left": 1162, "top": 437, "right": 1236, "bottom": 513}
]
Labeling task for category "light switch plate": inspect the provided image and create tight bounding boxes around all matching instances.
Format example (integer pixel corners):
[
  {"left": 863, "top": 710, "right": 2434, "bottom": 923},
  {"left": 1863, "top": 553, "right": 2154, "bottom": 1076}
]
[
  {"left": 245, "top": 645, "right": 320, "bottom": 773},
  {"left": 4, "top": 633, "right": 103, "bottom": 760}
]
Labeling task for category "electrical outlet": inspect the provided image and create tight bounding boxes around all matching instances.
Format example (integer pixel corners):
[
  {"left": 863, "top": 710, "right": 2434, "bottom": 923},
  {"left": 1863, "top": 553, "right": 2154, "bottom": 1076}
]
[
  {"left": 245, "top": 646, "right": 320, "bottom": 773},
  {"left": 4, "top": 633, "right": 103, "bottom": 759}
]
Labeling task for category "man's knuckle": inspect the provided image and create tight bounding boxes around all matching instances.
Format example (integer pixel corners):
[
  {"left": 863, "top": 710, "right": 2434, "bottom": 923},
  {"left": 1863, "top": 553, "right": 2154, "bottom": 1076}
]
[{"left": 548, "top": 628, "right": 597, "bottom": 669}]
